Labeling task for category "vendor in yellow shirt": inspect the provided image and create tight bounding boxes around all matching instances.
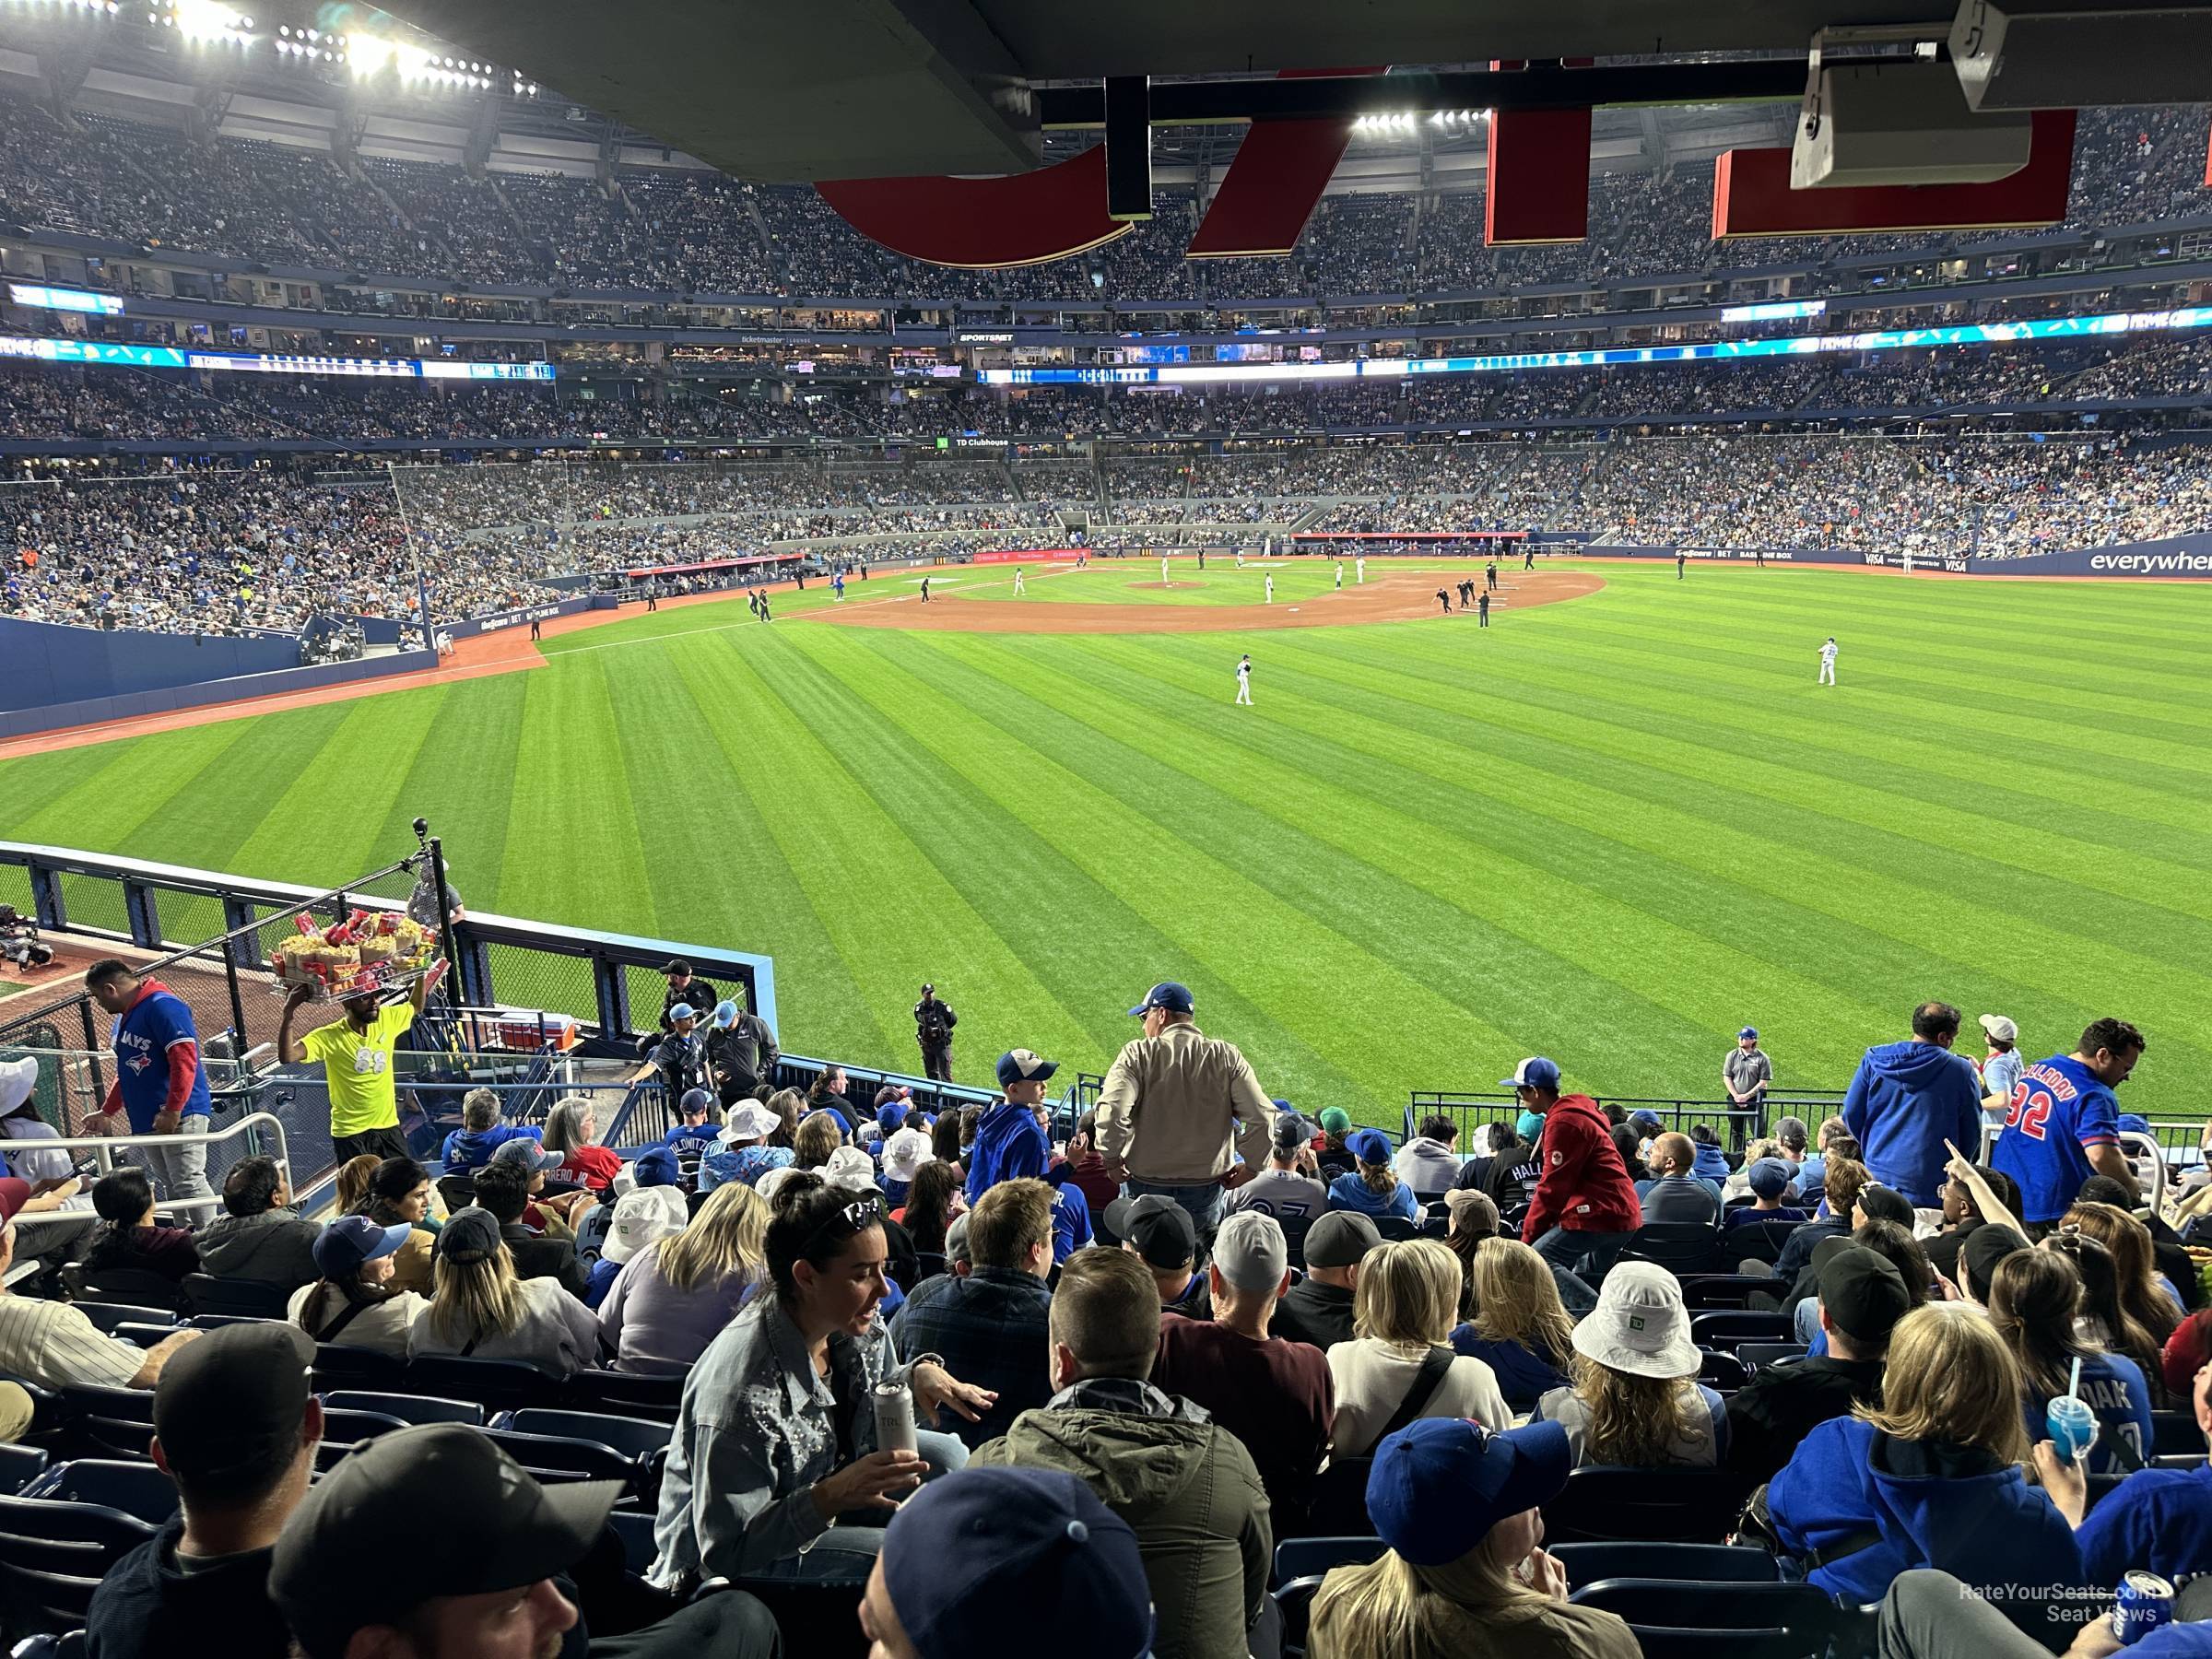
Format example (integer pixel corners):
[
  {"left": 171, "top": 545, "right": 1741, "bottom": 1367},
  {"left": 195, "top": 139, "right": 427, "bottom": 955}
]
[{"left": 278, "top": 960, "right": 446, "bottom": 1164}]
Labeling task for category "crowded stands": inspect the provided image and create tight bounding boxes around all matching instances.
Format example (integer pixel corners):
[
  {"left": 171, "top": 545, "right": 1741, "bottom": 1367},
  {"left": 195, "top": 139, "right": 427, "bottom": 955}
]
[{"left": 2, "top": 968, "right": 2207, "bottom": 1659}]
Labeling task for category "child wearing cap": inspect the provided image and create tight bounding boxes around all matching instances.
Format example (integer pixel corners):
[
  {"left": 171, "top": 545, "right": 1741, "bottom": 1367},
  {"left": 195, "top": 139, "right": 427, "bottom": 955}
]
[
  {"left": 1533, "top": 1261, "right": 1728, "bottom": 1468},
  {"left": 966, "top": 1050, "right": 1059, "bottom": 1204},
  {"left": 1326, "top": 1129, "right": 1419, "bottom": 1222},
  {"left": 1724, "top": 1157, "right": 1811, "bottom": 1230},
  {"left": 1307, "top": 1417, "right": 1640, "bottom": 1659}
]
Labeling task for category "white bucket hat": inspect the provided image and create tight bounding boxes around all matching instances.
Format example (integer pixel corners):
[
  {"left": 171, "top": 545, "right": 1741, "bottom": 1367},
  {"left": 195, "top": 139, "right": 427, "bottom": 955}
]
[
  {"left": 721, "top": 1101, "right": 780, "bottom": 1143},
  {"left": 1571, "top": 1260, "right": 1700, "bottom": 1379},
  {"left": 601, "top": 1186, "right": 690, "bottom": 1266},
  {"left": 881, "top": 1126, "right": 935, "bottom": 1185},
  {"left": 754, "top": 1166, "right": 804, "bottom": 1205},
  {"left": 822, "top": 1144, "right": 880, "bottom": 1194},
  {"left": 0, "top": 1056, "right": 37, "bottom": 1117}
]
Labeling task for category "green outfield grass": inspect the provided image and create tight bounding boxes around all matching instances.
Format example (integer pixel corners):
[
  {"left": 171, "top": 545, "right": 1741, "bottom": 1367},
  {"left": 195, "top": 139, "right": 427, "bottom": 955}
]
[{"left": 4, "top": 558, "right": 2209, "bottom": 1126}]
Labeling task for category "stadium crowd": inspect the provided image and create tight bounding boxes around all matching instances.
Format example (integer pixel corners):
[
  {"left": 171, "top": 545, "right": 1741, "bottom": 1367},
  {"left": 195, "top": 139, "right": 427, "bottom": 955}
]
[
  {"left": 6, "top": 427, "right": 2209, "bottom": 635},
  {"left": 4, "top": 982, "right": 2209, "bottom": 1659},
  {"left": 5, "top": 90, "right": 2207, "bottom": 302}
]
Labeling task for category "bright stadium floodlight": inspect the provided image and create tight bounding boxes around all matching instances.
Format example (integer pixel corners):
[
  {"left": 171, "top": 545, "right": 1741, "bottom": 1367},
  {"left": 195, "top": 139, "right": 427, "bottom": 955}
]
[{"left": 171, "top": 0, "right": 247, "bottom": 43}]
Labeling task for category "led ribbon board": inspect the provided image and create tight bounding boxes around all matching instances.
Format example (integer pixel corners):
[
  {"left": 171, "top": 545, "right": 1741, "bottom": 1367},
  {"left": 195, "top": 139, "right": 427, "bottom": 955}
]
[
  {"left": 978, "top": 306, "right": 2212, "bottom": 385},
  {"left": 0, "top": 335, "right": 554, "bottom": 379}
]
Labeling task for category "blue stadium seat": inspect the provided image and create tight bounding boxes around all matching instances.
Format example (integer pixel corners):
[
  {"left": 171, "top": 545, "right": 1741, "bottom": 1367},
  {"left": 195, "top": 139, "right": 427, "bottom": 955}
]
[
  {"left": 0, "top": 1495, "right": 156, "bottom": 1629},
  {"left": 481, "top": 1429, "right": 643, "bottom": 1490},
  {"left": 1571, "top": 1580, "right": 1838, "bottom": 1659},
  {"left": 182, "top": 1275, "right": 292, "bottom": 1321},
  {"left": 319, "top": 1407, "right": 413, "bottom": 1445},
  {"left": 311, "top": 1345, "right": 407, "bottom": 1391},
  {"left": 25, "top": 1461, "right": 178, "bottom": 1527},
  {"left": 57, "top": 1385, "right": 152, "bottom": 1426},
  {"left": 1618, "top": 1223, "right": 1722, "bottom": 1277},
  {"left": 1677, "top": 1275, "right": 1784, "bottom": 1310},
  {"left": 112, "top": 1324, "right": 179, "bottom": 1350},
  {"left": 405, "top": 1357, "right": 565, "bottom": 1411},
  {"left": 1698, "top": 1348, "right": 1752, "bottom": 1389},
  {"left": 72, "top": 1303, "right": 174, "bottom": 1337},
  {"left": 0, "top": 1444, "right": 49, "bottom": 1496},
  {"left": 1548, "top": 1541, "right": 1780, "bottom": 1586},
  {"left": 1371, "top": 1216, "right": 1420, "bottom": 1242},
  {"left": 1542, "top": 1467, "right": 1755, "bottom": 1545},
  {"left": 608, "top": 1510, "right": 657, "bottom": 1576},
  {"left": 60, "top": 1265, "right": 182, "bottom": 1312},
  {"left": 186, "top": 1313, "right": 284, "bottom": 1333},
  {"left": 1738, "top": 1342, "right": 1811, "bottom": 1371},
  {"left": 1273, "top": 1536, "right": 1385, "bottom": 1587},
  {"left": 1275, "top": 1575, "right": 1326, "bottom": 1658},
  {"left": 321, "top": 1392, "right": 485, "bottom": 1428},
  {"left": 1730, "top": 1218, "right": 1805, "bottom": 1267},
  {"left": 2152, "top": 1411, "right": 2202, "bottom": 1456},
  {"left": 491, "top": 1409, "right": 670, "bottom": 1462},
  {"left": 564, "top": 1369, "right": 686, "bottom": 1422},
  {"left": 1690, "top": 1311, "right": 1796, "bottom": 1350}
]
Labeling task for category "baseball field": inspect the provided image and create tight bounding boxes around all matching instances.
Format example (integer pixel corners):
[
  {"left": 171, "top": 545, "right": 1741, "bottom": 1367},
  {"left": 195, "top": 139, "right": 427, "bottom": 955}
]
[{"left": 2, "top": 556, "right": 2208, "bottom": 1124}]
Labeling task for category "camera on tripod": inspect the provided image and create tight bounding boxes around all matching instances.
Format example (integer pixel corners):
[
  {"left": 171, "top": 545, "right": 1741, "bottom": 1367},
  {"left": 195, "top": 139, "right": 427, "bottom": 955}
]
[{"left": 0, "top": 906, "right": 53, "bottom": 973}]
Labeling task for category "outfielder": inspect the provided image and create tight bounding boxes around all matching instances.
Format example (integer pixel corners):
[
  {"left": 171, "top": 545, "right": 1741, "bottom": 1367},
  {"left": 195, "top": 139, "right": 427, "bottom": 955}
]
[
  {"left": 1234, "top": 653, "right": 1253, "bottom": 705},
  {"left": 1265, "top": 572, "right": 1275, "bottom": 605},
  {"left": 1818, "top": 637, "right": 1839, "bottom": 686},
  {"left": 1356, "top": 556, "right": 1366, "bottom": 584},
  {"left": 1334, "top": 560, "right": 1344, "bottom": 590},
  {"left": 1013, "top": 567, "right": 1026, "bottom": 596},
  {"left": 1161, "top": 555, "right": 1171, "bottom": 583}
]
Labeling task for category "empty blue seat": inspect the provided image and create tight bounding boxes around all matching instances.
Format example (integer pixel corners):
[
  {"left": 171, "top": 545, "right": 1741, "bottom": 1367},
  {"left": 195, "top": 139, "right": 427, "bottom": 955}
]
[
  {"left": 608, "top": 1509, "right": 657, "bottom": 1575},
  {"left": 1542, "top": 1466, "right": 1755, "bottom": 1545},
  {"left": 404, "top": 1356, "right": 564, "bottom": 1411},
  {"left": 1548, "top": 1541, "right": 1781, "bottom": 1586},
  {"left": 491, "top": 1409, "right": 669, "bottom": 1462},
  {"left": 564, "top": 1369, "right": 685, "bottom": 1421},
  {"left": 321, "top": 1392, "right": 485, "bottom": 1428},
  {"left": 1690, "top": 1311, "right": 1797, "bottom": 1349},
  {"left": 480, "top": 1429, "right": 641, "bottom": 1488},
  {"left": 73, "top": 1304, "right": 174, "bottom": 1337},
  {"left": 312, "top": 1345, "right": 407, "bottom": 1391},
  {"left": 25, "top": 1461, "right": 178, "bottom": 1527},
  {"left": 1571, "top": 1580, "right": 1837, "bottom": 1659},
  {"left": 1738, "top": 1342, "right": 1810, "bottom": 1371},
  {"left": 0, "top": 1443, "right": 50, "bottom": 1496},
  {"left": 182, "top": 1275, "right": 292, "bottom": 1321}
]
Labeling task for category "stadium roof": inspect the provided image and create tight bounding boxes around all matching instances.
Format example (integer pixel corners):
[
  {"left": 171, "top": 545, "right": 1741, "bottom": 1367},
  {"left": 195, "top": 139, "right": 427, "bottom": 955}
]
[{"left": 366, "top": 0, "right": 1950, "bottom": 180}]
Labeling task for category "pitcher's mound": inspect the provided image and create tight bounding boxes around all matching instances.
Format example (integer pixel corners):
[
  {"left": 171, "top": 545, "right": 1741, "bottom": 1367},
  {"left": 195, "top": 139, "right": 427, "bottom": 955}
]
[{"left": 1128, "top": 581, "right": 1205, "bottom": 591}]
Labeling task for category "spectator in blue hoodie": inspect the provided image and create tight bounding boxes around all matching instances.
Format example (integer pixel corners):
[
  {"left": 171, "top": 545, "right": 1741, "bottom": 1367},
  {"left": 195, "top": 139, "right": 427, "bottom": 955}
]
[
  {"left": 1843, "top": 1002, "right": 1985, "bottom": 1207},
  {"left": 662, "top": 1088, "right": 722, "bottom": 1154},
  {"left": 1327, "top": 1129, "right": 1418, "bottom": 1222},
  {"left": 698, "top": 1099, "right": 795, "bottom": 1193},
  {"left": 1686, "top": 1124, "right": 1733, "bottom": 1185},
  {"left": 966, "top": 1050, "right": 1059, "bottom": 1204},
  {"left": 439, "top": 1087, "right": 544, "bottom": 1175},
  {"left": 1766, "top": 1303, "right": 2088, "bottom": 1630}
]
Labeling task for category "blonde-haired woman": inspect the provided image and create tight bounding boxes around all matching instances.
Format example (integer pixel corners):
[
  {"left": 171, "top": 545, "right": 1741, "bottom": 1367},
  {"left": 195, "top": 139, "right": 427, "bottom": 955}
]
[
  {"left": 1535, "top": 1260, "right": 1724, "bottom": 1467},
  {"left": 1327, "top": 1239, "right": 1509, "bottom": 1457},
  {"left": 408, "top": 1207, "right": 599, "bottom": 1376},
  {"left": 598, "top": 1183, "right": 771, "bottom": 1374},
  {"left": 1765, "top": 1303, "right": 2087, "bottom": 1611},
  {"left": 544, "top": 1096, "right": 622, "bottom": 1194},
  {"left": 1309, "top": 1417, "right": 1639, "bottom": 1659},
  {"left": 1452, "top": 1238, "right": 1576, "bottom": 1414},
  {"left": 793, "top": 1111, "right": 844, "bottom": 1171}
]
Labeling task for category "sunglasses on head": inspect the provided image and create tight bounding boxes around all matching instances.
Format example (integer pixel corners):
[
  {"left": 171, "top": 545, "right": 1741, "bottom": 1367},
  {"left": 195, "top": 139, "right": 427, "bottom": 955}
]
[{"left": 803, "top": 1195, "right": 885, "bottom": 1257}]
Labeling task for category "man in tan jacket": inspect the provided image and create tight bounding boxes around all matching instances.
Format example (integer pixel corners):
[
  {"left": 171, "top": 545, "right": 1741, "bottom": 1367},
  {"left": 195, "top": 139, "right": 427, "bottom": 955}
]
[{"left": 1096, "top": 981, "right": 1273, "bottom": 1238}]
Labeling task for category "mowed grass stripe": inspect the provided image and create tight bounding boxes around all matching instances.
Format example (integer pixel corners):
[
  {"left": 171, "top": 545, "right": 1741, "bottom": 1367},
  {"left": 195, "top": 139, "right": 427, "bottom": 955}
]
[
  {"left": 230, "top": 690, "right": 449, "bottom": 881},
  {"left": 963, "top": 630, "right": 1890, "bottom": 1094},
  {"left": 653, "top": 641, "right": 877, "bottom": 1051},
  {"left": 1137, "top": 630, "right": 2212, "bottom": 1091},
  {"left": 6, "top": 724, "right": 254, "bottom": 853},
  {"left": 501, "top": 656, "right": 651, "bottom": 935},
  {"left": 368, "top": 676, "right": 532, "bottom": 891},
  {"left": 1283, "top": 628, "right": 2212, "bottom": 1035},
  {"left": 1298, "top": 626, "right": 2212, "bottom": 923},
  {"left": 784, "top": 629, "right": 1443, "bottom": 1113},
  {"left": 676, "top": 629, "right": 1053, "bottom": 1069}
]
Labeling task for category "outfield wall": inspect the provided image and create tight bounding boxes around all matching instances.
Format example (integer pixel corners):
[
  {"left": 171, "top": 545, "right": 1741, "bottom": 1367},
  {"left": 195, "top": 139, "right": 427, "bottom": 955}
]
[
  {"left": 0, "top": 615, "right": 304, "bottom": 714},
  {"left": 0, "top": 646, "right": 441, "bottom": 740}
]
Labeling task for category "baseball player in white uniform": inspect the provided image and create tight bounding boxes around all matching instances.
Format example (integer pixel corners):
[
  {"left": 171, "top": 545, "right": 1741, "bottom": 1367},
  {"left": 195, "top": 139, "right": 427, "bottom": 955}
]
[
  {"left": 1265, "top": 573, "right": 1275, "bottom": 605},
  {"left": 1234, "top": 654, "right": 1253, "bottom": 705},
  {"left": 1013, "top": 567, "right": 1026, "bottom": 596},
  {"left": 1818, "top": 637, "right": 1838, "bottom": 686},
  {"left": 1160, "top": 556, "right": 1171, "bottom": 583},
  {"left": 1335, "top": 560, "right": 1344, "bottom": 590},
  {"left": 1356, "top": 556, "right": 1366, "bottom": 585}
]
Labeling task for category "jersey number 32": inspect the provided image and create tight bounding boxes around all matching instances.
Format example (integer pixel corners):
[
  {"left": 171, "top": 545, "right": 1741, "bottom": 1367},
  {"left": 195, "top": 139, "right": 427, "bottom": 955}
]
[{"left": 2003, "top": 1082, "right": 2053, "bottom": 1141}]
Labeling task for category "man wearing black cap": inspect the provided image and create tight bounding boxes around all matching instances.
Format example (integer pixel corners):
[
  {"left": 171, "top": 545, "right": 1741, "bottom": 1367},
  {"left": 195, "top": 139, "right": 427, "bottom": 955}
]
[
  {"left": 913, "top": 983, "right": 957, "bottom": 1082},
  {"left": 85, "top": 1323, "right": 322, "bottom": 1659},
  {"left": 1269, "top": 1210, "right": 1378, "bottom": 1351},
  {"left": 655, "top": 961, "right": 721, "bottom": 1032},
  {"left": 269, "top": 1423, "right": 779, "bottom": 1659},
  {"left": 1105, "top": 1192, "right": 1211, "bottom": 1321},
  {"left": 1724, "top": 1242, "right": 1911, "bottom": 1482}
]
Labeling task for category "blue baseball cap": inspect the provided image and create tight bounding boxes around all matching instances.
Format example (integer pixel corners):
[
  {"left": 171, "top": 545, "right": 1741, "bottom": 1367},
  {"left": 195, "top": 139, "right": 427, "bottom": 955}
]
[
  {"left": 312, "top": 1215, "right": 413, "bottom": 1279},
  {"left": 1347, "top": 1128, "right": 1393, "bottom": 1166},
  {"left": 1500, "top": 1056, "right": 1561, "bottom": 1091},
  {"left": 997, "top": 1049, "right": 1061, "bottom": 1090},
  {"left": 1126, "top": 982, "right": 1194, "bottom": 1018},
  {"left": 678, "top": 1088, "right": 714, "bottom": 1117},
  {"left": 1747, "top": 1157, "right": 1796, "bottom": 1200},
  {"left": 882, "top": 1467, "right": 1152, "bottom": 1659},
  {"left": 1738, "top": 1027, "right": 1759, "bottom": 1041},
  {"left": 711, "top": 999, "right": 741, "bottom": 1030},
  {"left": 630, "top": 1146, "right": 680, "bottom": 1188},
  {"left": 1628, "top": 1110, "right": 1665, "bottom": 1134},
  {"left": 666, "top": 1004, "right": 698, "bottom": 1025},
  {"left": 1515, "top": 1110, "right": 1547, "bottom": 1142},
  {"left": 1365, "top": 1418, "right": 1574, "bottom": 1568},
  {"left": 877, "top": 1101, "right": 910, "bottom": 1134}
]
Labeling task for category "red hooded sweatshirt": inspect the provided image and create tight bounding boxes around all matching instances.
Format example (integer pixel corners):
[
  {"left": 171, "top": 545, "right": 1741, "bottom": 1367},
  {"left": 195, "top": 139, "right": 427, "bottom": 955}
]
[{"left": 1521, "top": 1093, "right": 1642, "bottom": 1241}]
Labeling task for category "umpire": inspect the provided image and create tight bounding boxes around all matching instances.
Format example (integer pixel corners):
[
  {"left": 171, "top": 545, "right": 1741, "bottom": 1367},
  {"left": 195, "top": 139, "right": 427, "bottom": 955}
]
[{"left": 914, "top": 983, "right": 958, "bottom": 1082}]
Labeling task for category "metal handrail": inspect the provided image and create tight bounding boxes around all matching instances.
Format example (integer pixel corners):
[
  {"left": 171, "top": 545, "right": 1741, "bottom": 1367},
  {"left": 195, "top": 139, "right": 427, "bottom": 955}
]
[{"left": 10, "top": 1111, "right": 292, "bottom": 1221}]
